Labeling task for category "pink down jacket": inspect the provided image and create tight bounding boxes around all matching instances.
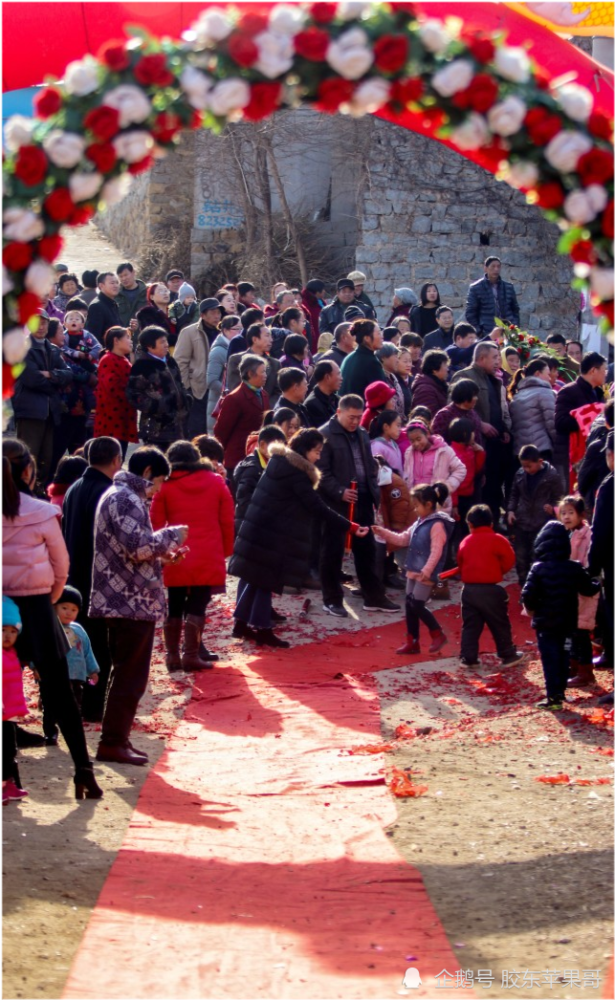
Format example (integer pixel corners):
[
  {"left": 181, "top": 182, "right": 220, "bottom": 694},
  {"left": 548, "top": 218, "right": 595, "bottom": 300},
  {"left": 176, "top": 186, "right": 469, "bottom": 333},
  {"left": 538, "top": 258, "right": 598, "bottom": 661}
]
[
  {"left": 3, "top": 493, "right": 69, "bottom": 604},
  {"left": 570, "top": 522, "right": 598, "bottom": 631}
]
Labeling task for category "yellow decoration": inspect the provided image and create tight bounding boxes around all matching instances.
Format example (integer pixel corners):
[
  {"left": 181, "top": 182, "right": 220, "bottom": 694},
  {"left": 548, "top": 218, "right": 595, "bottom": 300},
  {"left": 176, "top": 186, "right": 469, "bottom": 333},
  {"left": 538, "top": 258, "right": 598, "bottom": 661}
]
[{"left": 505, "top": 2, "right": 614, "bottom": 38}]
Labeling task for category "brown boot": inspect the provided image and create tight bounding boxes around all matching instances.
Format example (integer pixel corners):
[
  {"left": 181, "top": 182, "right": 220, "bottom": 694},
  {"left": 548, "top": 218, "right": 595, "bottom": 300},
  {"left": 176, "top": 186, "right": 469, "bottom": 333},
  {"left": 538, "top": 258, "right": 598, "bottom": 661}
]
[
  {"left": 163, "top": 618, "right": 183, "bottom": 672},
  {"left": 567, "top": 661, "right": 596, "bottom": 687},
  {"left": 428, "top": 629, "right": 447, "bottom": 654},
  {"left": 396, "top": 635, "right": 421, "bottom": 655},
  {"left": 181, "top": 615, "right": 214, "bottom": 671}
]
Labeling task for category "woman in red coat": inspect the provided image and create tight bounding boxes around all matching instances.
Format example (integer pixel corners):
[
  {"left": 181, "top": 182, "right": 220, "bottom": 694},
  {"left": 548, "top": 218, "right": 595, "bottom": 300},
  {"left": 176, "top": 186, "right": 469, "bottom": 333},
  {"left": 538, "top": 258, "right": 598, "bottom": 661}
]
[
  {"left": 151, "top": 440, "right": 234, "bottom": 671},
  {"left": 93, "top": 328, "right": 138, "bottom": 458}
]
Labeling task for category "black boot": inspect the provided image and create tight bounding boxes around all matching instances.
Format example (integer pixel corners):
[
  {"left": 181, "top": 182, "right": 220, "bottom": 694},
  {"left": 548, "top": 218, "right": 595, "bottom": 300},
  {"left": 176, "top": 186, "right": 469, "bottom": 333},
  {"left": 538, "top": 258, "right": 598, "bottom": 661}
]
[{"left": 255, "top": 628, "right": 290, "bottom": 649}]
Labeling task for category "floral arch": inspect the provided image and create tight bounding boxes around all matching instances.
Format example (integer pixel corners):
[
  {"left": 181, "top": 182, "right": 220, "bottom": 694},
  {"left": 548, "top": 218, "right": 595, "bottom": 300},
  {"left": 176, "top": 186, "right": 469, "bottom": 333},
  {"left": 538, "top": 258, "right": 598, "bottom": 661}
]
[{"left": 2, "top": 1, "right": 614, "bottom": 391}]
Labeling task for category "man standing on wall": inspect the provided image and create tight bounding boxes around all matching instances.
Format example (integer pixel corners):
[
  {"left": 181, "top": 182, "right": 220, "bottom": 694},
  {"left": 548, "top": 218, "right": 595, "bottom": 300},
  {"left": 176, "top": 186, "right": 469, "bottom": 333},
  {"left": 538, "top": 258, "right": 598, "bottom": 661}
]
[{"left": 466, "top": 256, "right": 520, "bottom": 337}]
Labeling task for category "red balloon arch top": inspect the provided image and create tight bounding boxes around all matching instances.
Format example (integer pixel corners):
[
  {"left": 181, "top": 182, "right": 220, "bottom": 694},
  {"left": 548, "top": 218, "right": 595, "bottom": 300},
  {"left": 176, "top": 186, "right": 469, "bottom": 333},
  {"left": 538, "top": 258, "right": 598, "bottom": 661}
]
[{"left": 2, "top": 0, "right": 614, "bottom": 387}]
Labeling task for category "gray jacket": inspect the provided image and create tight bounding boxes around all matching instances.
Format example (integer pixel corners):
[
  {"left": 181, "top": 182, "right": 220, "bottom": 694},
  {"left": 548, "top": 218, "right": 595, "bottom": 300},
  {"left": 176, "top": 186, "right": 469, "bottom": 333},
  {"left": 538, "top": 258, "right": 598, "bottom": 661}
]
[
  {"left": 226, "top": 351, "right": 281, "bottom": 403},
  {"left": 509, "top": 376, "right": 556, "bottom": 455},
  {"left": 206, "top": 332, "right": 231, "bottom": 432}
]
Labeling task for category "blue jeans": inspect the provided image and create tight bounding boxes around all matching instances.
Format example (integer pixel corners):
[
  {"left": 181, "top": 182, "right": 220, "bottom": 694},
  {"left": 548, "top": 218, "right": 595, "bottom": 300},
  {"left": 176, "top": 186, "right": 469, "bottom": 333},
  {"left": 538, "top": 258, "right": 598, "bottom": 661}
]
[
  {"left": 234, "top": 580, "right": 272, "bottom": 630},
  {"left": 537, "top": 630, "right": 571, "bottom": 701}
]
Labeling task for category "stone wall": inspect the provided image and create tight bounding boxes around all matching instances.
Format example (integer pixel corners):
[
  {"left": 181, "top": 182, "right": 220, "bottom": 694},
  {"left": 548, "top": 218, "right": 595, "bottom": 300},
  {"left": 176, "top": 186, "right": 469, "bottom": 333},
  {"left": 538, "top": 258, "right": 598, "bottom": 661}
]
[{"left": 95, "top": 172, "right": 150, "bottom": 260}]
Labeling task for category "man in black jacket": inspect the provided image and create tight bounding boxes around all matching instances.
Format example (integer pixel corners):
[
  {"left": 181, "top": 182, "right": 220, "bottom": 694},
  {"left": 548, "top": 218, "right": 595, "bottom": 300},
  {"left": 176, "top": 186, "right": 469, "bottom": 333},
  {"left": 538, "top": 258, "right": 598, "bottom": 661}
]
[
  {"left": 86, "top": 272, "right": 121, "bottom": 341},
  {"left": 317, "top": 395, "right": 400, "bottom": 617},
  {"left": 577, "top": 400, "right": 614, "bottom": 513},
  {"left": 62, "top": 436, "right": 123, "bottom": 720},
  {"left": 422, "top": 306, "right": 456, "bottom": 352},
  {"left": 554, "top": 351, "right": 607, "bottom": 490},
  {"left": 274, "top": 368, "right": 310, "bottom": 426},
  {"left": 319, "top": 322, "right": 357, "bottom": 369},
  {"left": 305, "top": 360, "right": 341, "bottom": 427},
  {"left": 319, "top": 279, "right": 357, "bottom": 334},
  {"left": 466, "top": 256, "right": 520, "bottom": 337}
]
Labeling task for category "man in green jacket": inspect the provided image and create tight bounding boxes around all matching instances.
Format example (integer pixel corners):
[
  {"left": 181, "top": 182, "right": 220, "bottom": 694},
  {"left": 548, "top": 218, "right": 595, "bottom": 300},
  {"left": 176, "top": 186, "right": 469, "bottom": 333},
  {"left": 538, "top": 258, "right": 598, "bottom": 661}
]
[
  {"left": 116, "top": 262, "right": 148, "bottom": 327},
  {"left": 340, "top": 320, "right": 385, "bottom": 399}
]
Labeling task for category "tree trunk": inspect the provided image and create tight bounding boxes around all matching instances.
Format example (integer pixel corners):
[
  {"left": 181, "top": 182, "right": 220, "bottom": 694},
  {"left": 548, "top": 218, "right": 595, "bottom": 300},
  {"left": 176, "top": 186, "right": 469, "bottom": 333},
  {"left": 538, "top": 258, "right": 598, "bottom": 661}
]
[{"left": 263, "top": 134, "right": 309, "bottom": 287}]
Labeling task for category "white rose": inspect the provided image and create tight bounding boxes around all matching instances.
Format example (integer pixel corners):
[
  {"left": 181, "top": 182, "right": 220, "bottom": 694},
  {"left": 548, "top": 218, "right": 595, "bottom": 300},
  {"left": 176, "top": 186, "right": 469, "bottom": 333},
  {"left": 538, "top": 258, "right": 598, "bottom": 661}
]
[
  {"left": 112, "top": 131, "right": 154, "bottom": 164},
  {"left": 101, "top": 174, "right": 133, "bottom": 206},
  {"left": 557, "top": 82, "right": 593, "bottom": 123},
  {"left": 268, "top": 4, "right": 306, "bottom": 35},
  {"left": 590, "top": 266, "right": 615, "bottom": 301},
  {"left": 208, "top": 79, "right": 251, "bottom": 117},
  {"left": 64, "top": 56, "right": 100, "bottom": 96},
  {"left": 2, "top": 266, "right": 14, "bottom": 297},
  {"left": 507, "top": 161, "right": 540, "bottom": 190},
  {"left": 42, "top": 130, "right": 86, "bottom": 169},
  {"left": 193, "top": 7, "right": 232, "bottom": 46},
  {"left": 25, "top": 261, "right": 55, "bottom": 298},
  {"left": 419, "top": 20, "right": 451, "bottom": 54},
  {"left": 103, "top": 85, "right": 151, "bottom": 128},
  {"left": 3, "top": 207, "right": 45, "bottom": 242},
  {"left": 180, "top": 66, "right": 213, "bottom": 110},
  {"left": 347, "top": 78, "right": 391, "bottom": 116},
  {"left": 254, "top": 30, "right": 294, "bottom": 79},
  {"left": 450, "top": 113, "right": 490, "bottom": 151},
  {"left": 487, "top": 96, "right": 527, "bottom": 137},
  {"left": 3, "top": 328, "right": 29, "bottom": 366},
  {"left": 69, "top": 172, "right": 103, "bottom": 202},
  {"left": 586, "top": 183, "right": 609, "bottom": 214},
  {"left": 494, "top": 46, "right": 530, "bottom": 84},
  {"left": 545, "top": 129, "right": 593, "bottom": 173},
  {"left": 4, "top": 115, "right": 35, "bottom": 153},
  {"left": 432, "top": 59, "right": 474, "bottom": 98},
  {"left": 338, "top": 1, "right": 372, "bottom": 19},
  {"left": 326, "top": 28, "right": 373, "bottom": 80},
  {"left": 563, "top": 190, "right": 597, "bottom": 224}
]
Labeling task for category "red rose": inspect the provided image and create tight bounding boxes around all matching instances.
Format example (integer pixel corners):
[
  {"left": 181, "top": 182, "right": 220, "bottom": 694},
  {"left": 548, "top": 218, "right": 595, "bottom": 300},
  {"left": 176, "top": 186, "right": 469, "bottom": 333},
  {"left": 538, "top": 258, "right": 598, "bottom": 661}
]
[
  {"left": 237, "top": 11, "right": 269, "bottom": 34},
  {"left": 577, "top": 147, "right": 614, "bottom": 186},
  {"left": 99, "top": 40, "right": 130, "bottom": 71},
  {"left": 524, "top": 107, "right": 562, "bottom": 146},
  {"left": 85, "top": 142, "right": 117, "bottom": 173},
  {"left": 243, "top": 83, "right": 282, "bottom": 122},
  {"left": 43, "top": 188, "right": 75, "bottom": 222},
  {"left": 36, "top": 234, "right": 64, "bottom": 263},
  {"left": 452, "top": 74, "right": 498, "bottom": 113},
  {"left": 602, "top": 199, "right": 614, "bottom": 240},
  {"left": 533, "top": 66, "right": 551, "bottom": 90},
  {"left": 535, "top": 181, "right": 565, "bottom": 209},
  {"left": 294, "top": 27, "right": 330, "bottom": 61},
  {"left": 2, "top": 241, "right": 33, "bottom": 271},
  {"left": 316, "top": 78, "right": 354, "bottom": 113},
  {"left": 517, "top": 333, "right": 525, "bottom": 341},
  {"left": 68, "top": 204, "right": 96, "bottom": 226},
  {"left": 18, "top": 292, "right": 42, "bottom": 325},
  {"left": 389, "top": 3, "right": 416, "bottom": 15},
  {"left": 3, "top": 362, "right": 17, "bottom": 401},
  {"left": 373, "top": 35, "right": 409, "bottom": 74},
  {"left": 228, "top": 33, "right": 259, "bottom": 68},
  {"left": 14, "top": 145, "right": 47, "bottom": 187},
  {"left": 33, "top": 87, "right": 62, "bottom": 119},
  {"left": 461, "top": 31, "right": 495, "bottom": 63},
  {"left": 152, "top": 112, "right": 182, "bottom": 143},
  {"left": 595, "top": 297, "right": 614, "bottom": 326},
  {"left": 128, "top": 155, "right": 155, "bottom": 175},
  {"left": 588, "top": 111, "right": 613, "bottom": 142},
  {"left": 83, "top": 105, "right": 121, "bottom": 142},
  {"left": 310, "top": 3, "right": 337, "bottom": 24},
  {"left": 569, "top": 239, "right": 596, "bottom": 265},
  {"left": 390, "top": 77, "right": 423, "bottom": 105},
  {"left": 134, "top": 53, "right": 174, "bottom": 87},
  {"left": 188, "top": 111, "right": 202, "bottom": 130}
]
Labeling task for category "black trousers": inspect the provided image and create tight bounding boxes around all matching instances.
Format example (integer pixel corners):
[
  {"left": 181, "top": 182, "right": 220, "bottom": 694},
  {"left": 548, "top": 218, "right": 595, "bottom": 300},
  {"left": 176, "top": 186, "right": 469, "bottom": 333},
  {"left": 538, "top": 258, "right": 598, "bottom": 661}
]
[
  {"left": 167, "top": 586, "right": 211, "bottom": 619},
  {"left": 43, "top": 680, "right": 84, "bottom": 739},
  {"left": 483, "top": 438, "right": 508, "bottom": 525},
  {"left": 320, "top": 493, "right": 383, "bottom": 606},
  {"left": 460, "top": 583, "right": 516, "bottom": 662},
  {"left": 186, "top": 394, "right": 209, "bottom": 439},
  {"left": 79, "top": 613, "right": 112, "bottom": 721},
  {"left": 3, "top": 722, "right": 20, "bottom": 785},
  {"left": 513, "top": 528, "right": 535, "bottom": 587},
  {"left": 101, "top": 619, "right": 156, "bottom": 747}
]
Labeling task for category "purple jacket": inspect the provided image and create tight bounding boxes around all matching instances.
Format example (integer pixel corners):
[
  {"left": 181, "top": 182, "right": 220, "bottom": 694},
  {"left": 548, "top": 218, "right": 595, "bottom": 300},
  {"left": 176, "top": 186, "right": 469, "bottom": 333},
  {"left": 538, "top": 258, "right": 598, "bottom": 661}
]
[
  {"left": 431, "top": 402, "right": 484, "bottom": 447},
  {"left": 409, "top": 373, "right": 449, "bottom": 418}
]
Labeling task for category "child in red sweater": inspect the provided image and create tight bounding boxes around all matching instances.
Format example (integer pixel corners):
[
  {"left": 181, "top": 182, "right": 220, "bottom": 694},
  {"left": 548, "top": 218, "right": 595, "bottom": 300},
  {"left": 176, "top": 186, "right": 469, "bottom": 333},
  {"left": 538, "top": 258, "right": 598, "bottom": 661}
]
[
  {"left": 448, "top": 417, "right": 486, "bottom": 557},
  {"left": 457, "top": 504, "right": 525, "bottom": 668}
]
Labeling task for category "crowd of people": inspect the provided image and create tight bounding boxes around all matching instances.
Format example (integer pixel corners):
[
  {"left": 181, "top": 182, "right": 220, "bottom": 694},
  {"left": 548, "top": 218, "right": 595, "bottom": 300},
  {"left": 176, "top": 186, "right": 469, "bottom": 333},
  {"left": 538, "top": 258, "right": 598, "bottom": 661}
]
[{"left": 3, "top": 255, "right": 613, "bottom": 804}]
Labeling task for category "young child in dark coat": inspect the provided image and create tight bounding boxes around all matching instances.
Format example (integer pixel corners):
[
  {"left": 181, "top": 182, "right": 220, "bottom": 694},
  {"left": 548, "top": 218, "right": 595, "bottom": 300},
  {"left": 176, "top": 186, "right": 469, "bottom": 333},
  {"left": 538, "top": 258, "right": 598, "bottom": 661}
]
[
  {"left": 522, "top": 520, "right": 600, "bottom": 710},
  {"left": 457, "top": 504, "right": 523, "bottom": 668},
  {"left": 507, "top": 444, "right": 563, "bottom": 586}
]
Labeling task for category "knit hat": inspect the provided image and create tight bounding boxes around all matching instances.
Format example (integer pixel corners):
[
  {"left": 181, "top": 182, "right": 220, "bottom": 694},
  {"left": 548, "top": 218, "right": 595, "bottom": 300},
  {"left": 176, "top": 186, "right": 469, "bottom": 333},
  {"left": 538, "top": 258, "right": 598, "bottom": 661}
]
[
  {"left": 165, "top": 269, "right": 184, "bottom": 281},
  {"left": 178, "top": 282, "right": 196, "bottom": 304},
  {"left": 305, "top": 279, "right": 326, "bottom": 294},
  {"left": 394, "top": 287, "right": 418, "bottom": 306},
  {"left": 344, "top": 304, "right": 365, "bottom": 321},
  {"left": 347, "top": 270, "right": 366, "bottom": 283},
  {"left": 56, "top": 585, "right": 83, "bottom": 610},
  {"left": 337, "top": 278, "right": 355, "bottom": 292},
  {"left": 200, "top": 297, "right": 221, "bottom": 313},
  {"left": 2, "top": 595, "right": 22, "bottom": 633},
  {"left": 364, "top": 381, "right": 396, "bottom": 409}
]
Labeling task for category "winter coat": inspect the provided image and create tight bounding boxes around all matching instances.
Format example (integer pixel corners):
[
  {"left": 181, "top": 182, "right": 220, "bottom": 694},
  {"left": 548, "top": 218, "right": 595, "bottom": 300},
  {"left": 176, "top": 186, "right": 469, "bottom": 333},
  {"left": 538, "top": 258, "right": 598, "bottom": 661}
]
[
  {"left": 409, "top": 305, "right": 439, "bottom": 339},
  {"left": 168, "top": 299, "right": 199, "bottom": 336},
  {"left": 507, "top": 462, "right": 563, "bottom": 532},
  {"left": 385, "top": 303, "right": 411, "bottom": 326},
  {"left": 86, "top": 292, "right": 121, "bottom": 341},
  {"left": 126, "top": 352, "right": 190, "bottom": 446},
  {"left": 568, "top": 522, "right": 598, "bottom": 630},
  {"left": 305, "top": 386, "right": 339, "bottom": 428},
  {"left": 214, "top": 383, "right": 270, "bottom": 470},
  {"left": 116, "top": 279, "right": 148, "bottom": 325},
  {"left": 274, "top": 396, "right": 310, "bottom": 427},
  {"left": 521, "top": 521, "right": 599, "bottom": 633},
  {"left": 63, "top": 467, "right": 115, "bottom": 603},
  {"left": 457, "top": 526, "right": 515, "bottom": 584},
  {"left": 450, "top": 442, "right": 486, "bottom": 501},
  {"left": 340, "top": 345, "right": 385, "bottom": 398},
  {"left": 89, "top": 470, "right": 182, "bottom": 621},
  {"left": 301, "top": 288, "right": 325, "bottom": 347},
  {"left": 403, "top": 434, "right": 467, "bottom": 513},
  {"left": 319, "top": 297, "right": 355, "bottom": 334},
  {"left": 509, "top": 376, "right": 556, "bottom": 455},
  {"left": 3, "top": 492, "right": 69, "bottom": 603},
  {"left": 378, "top": 466, "right": 413, "bottom": 533},
  {"left": 409, "top": 372, "right": 448, "bottom": 418},
  {"left": 93, "top": 351, "right": 139, "bottom": 443},
  {"left": 3, "top": 648, "right": 27, "bottom": 720},
  {"left": 64, "top": 622, "right": 100, "bottom": 682},
  {"left": 227, "top": 351, "right": 281, "bottom": 402},
  {"left": 233, "top": 452, "right": 266, "bottom": 528},
  {"left": 355, "top": 290, "right": 377, "bottom": 320},
  {"left": 371, "top": 437, "right": 404, "bottom": 477},
  {"left": 318, "top": 345, "right": 351, "bottom": 370},
  {"left": 465, "top": 275, "right": 520, "bottom": 336},
  {"left": 431, "top": 402, "right": 483, "bottom": 446},
  {"left": 151, "top": 467, "right": 234, "bottom": 588},
  {"left": 588, "top": 473, "right": 614, "bottom": 593},
  {"left": 52, "top": 290, "right": 76, "bottom": 315},
  {"left": 62, "top": 329, "right": 103, "bottom": 365},
  {"left": 406, "top": 512, "right": 455, "bottom": 581},
  {"left": 12, "top": 339, "right": 72, "bottom": 424},
  {"left": 446, "top": 343, "right": 475, "bottom": 375},
  {"left": 554, "top": 375, "right": 606, "bottom": 474},
  {"left": 577, "top": 436, "right": 609, "bottom": 512},
  {"left": 229, "top": 443, "right": 351, "bottom": 593},
  {"left": 135, "top": 304, "right": 176, "bottom": 344},
  {"left": 450, "top": 364, "right": 511, "bottom": 429},
  {"left": 206, "top": 332, "right": 231, "bottom": 431},
  {"left": 174, "top": 318, "right": 211, "bottom": 401},
  {"left": 317, "top": 415, "right": 380, "bottom": 512}
]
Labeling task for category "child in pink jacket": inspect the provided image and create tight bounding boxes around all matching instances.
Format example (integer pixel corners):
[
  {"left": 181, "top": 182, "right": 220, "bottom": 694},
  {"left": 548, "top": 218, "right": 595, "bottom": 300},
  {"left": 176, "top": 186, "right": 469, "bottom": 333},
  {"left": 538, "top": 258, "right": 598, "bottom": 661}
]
[
  {"left": 559, "top": 495, "right": 599, "bottom": 687},
  {"left": 3, "top": 596, "right": 29, "bottom": 802}
]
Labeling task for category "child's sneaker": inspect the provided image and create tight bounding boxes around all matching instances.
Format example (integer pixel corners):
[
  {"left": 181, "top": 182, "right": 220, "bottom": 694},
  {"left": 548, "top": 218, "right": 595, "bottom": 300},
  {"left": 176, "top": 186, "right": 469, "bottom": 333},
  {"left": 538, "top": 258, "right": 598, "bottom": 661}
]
[
  {"left": 501, "top": 650, "right": 526, "bottom": 667},
  {"left": 536, "top": 697, "right": 565, "bottom": 711},
  {"left": 2, "top": 780, "right": 29, "bottom": 802}
]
